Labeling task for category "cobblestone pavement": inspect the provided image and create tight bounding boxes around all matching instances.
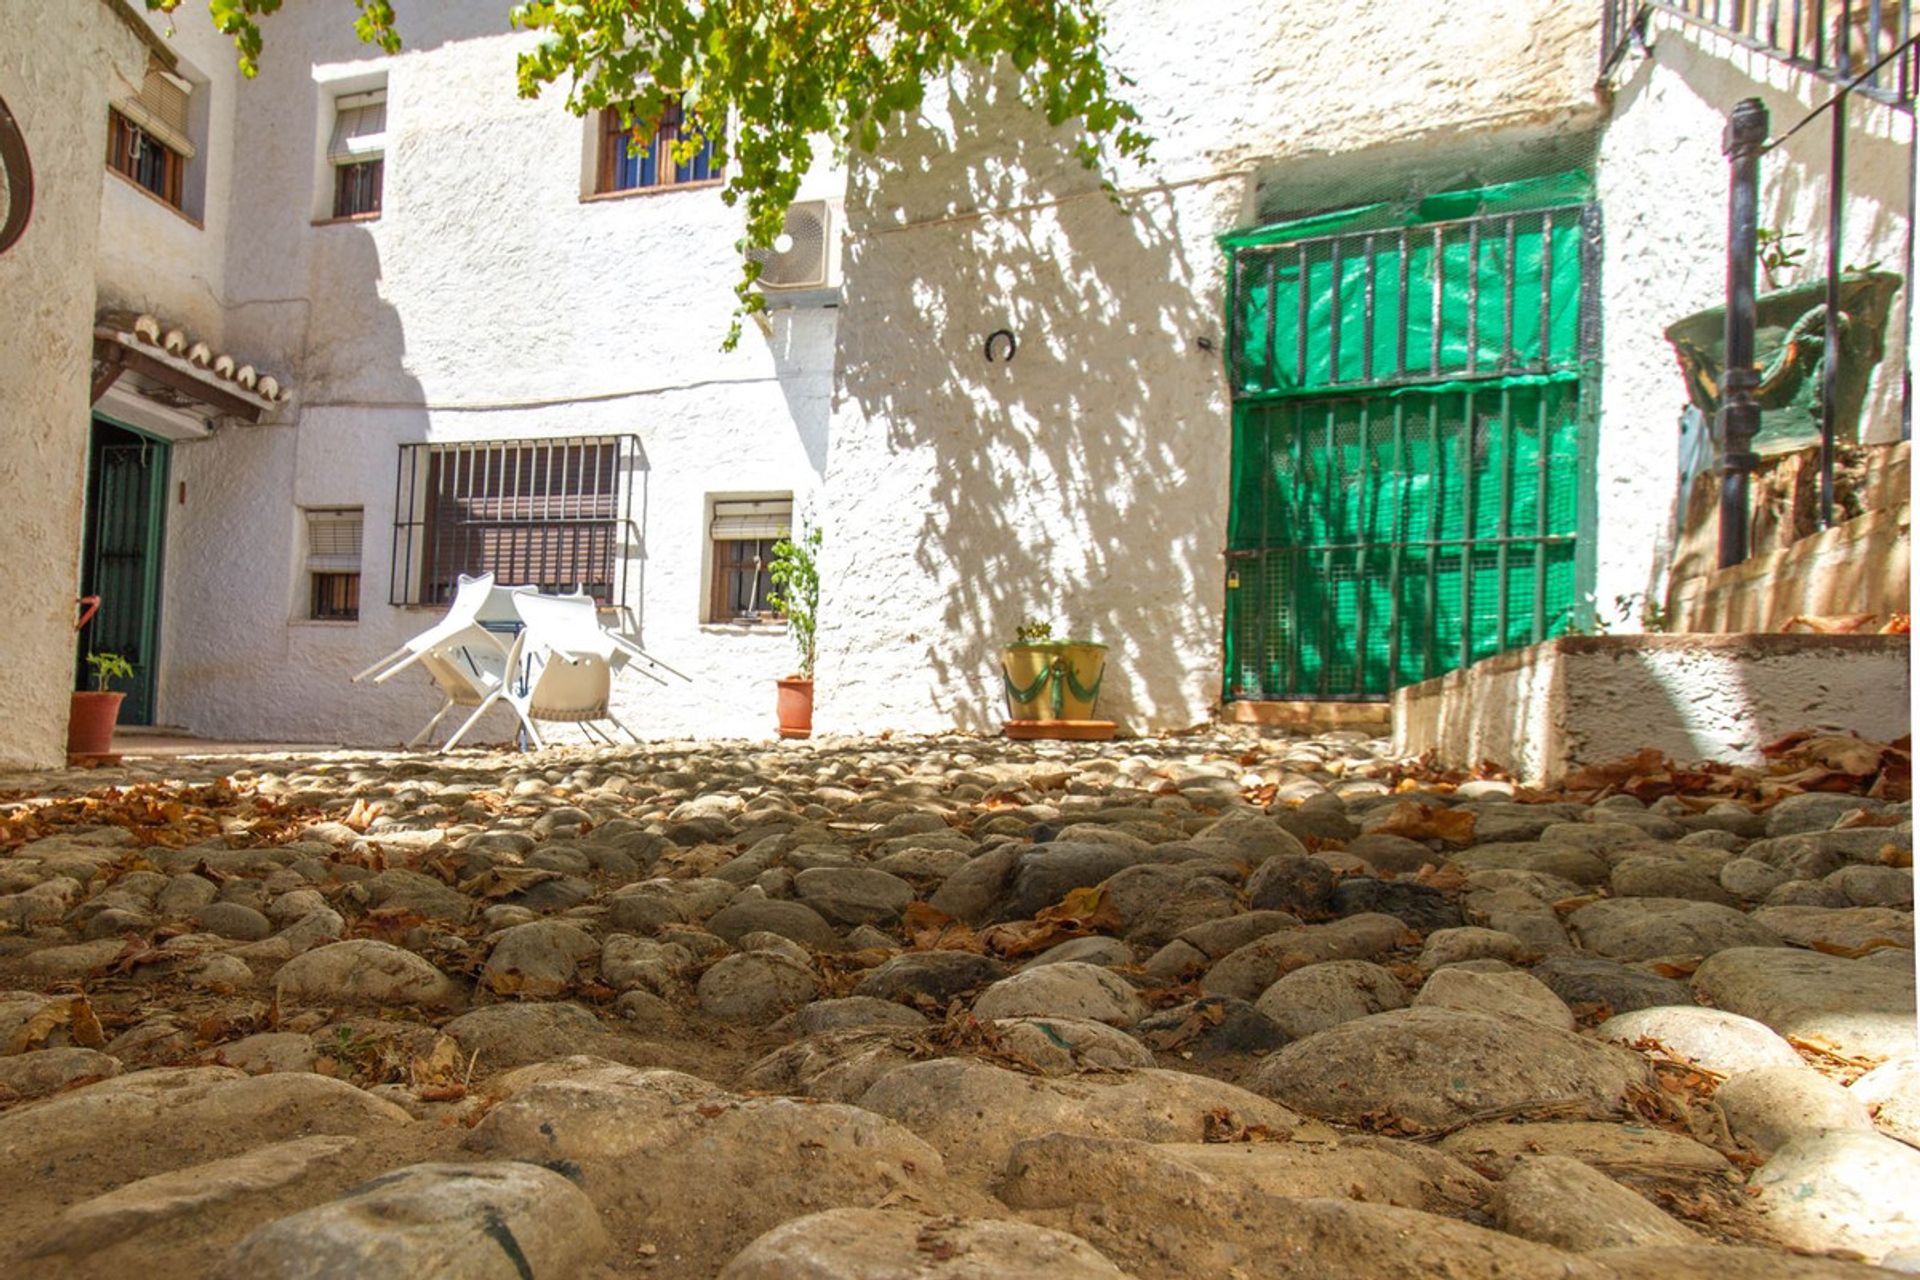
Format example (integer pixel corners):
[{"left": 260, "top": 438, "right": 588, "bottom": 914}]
[{"left": 0, "top": 730, "right": 1913, "bottom": 1277}]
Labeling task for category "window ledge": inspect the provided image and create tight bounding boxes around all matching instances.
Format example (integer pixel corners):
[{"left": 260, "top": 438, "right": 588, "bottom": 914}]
[
  {"left": 312, "top": 212, "right": 382, "bottom": 227},
  {"left": 699, "top": 620, "right": 790, "bottom": 634},
  {"left": 290, "top": 618, "right": 360, "bottom": 628},
  {"left": 581, "top": 179, "right": 726, "bottom": 204},
  {"left": 105, "top": 168, "right": 202, "bottom": 228}
]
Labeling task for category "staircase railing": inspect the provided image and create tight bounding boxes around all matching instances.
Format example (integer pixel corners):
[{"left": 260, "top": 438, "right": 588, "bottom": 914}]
[{"left": 1603, "top": 0, "right": 1916, "bottom": 107}]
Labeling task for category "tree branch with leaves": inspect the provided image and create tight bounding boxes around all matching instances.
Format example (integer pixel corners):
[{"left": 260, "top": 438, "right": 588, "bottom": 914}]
[{"left": 146, "top": 0, "right": 1149, "bottom": 346}]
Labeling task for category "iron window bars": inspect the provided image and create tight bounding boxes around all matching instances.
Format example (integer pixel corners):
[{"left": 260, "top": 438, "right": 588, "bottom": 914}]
[{"left": 389, "top": 436, "right": 638, "bottom": 608}]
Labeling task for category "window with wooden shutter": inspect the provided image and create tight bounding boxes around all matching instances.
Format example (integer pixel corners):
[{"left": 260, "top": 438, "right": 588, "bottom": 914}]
[
  {"left": 709, "top": 497, "right": 790, "bottom": 623},
  {"left": 390, "top": 437, "right": 636, "bottom": 607},
  {"left": 329, "top": 88, "right": 386, "bottom": 218},
  {"left": 107, "top": 58, "right": 193, "bottom": 209},
  {"left": 306, "top": 507, "right": 363, "bottom": 621}
]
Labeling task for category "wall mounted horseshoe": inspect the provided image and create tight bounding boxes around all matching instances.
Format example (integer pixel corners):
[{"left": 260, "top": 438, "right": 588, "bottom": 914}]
[
  {"left": 0, "top": 93, "right": 33, "bottom": 257},
  {"left": 984, "top": 329, "right": 1017, "bottom": 364}
]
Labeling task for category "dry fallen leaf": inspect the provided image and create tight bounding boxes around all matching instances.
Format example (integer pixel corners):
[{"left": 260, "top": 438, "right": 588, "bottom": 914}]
[
  {"left": 1810, "top": 937, "right": 1905, "bottom": 958},
  {"left": 1370, "top": 800, "right": 1476, "bottom": 847},
  {"left": 978, "top": 885, "right": 1124, "bottom": 959},
  {"left": 458, "top": 867, "right": 563, "bottom": 899},
  {"left": 340, "top": 798, "right": 383, "bottom": 833},
  {"left": 409, "top": 1035, "right": 472, "bottom": 1101}
]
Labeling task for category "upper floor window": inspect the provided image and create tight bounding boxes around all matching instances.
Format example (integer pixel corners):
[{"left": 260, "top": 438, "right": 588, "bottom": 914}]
[
  {"left": 328, "top": 88, "right": 386, "bottom": 219},
  {"left": 597, "top": 98, "right": 720, "bottom": 195},
  {"left": 107, "top": 58, "right": 194, "bottom": 210}
]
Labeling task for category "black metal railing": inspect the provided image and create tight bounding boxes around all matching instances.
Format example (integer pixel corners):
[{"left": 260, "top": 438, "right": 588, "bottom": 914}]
[{"left": 1603, "top": 0, "right": 1917, "bottom": 106}]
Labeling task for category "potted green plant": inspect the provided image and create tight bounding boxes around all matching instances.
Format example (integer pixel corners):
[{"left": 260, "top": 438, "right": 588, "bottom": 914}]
[
  {"left": 767, "top": 525, "right": 820, "bottom": 739},
  {"left": 1001, "top": 619, "right": 1108, "bottom": 725},
  {"left": 69, "top": 651, "right": 134, "bottom": 759}
]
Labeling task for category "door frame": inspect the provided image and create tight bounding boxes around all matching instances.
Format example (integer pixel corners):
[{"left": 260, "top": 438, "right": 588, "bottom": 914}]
[
  {"left": 77, "top": 414, "right": 171, "bottom": 725},
  {"left": 1218, "top": 182, "right": 1603, "bottom": 703}
]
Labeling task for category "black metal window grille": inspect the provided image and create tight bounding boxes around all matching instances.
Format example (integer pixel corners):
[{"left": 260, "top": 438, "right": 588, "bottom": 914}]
[
  {"left": 390, "top": 436, "right": 636, "bottom": 607},
  {"left": 311, "top": 573, "right": 360, "bottom": 620},
  {"left": 1603, "top": 1, "right": 1916, "bottom": 107}
]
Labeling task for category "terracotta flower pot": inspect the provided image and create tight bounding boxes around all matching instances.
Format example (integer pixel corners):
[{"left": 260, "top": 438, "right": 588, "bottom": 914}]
[
  {"left": 67, "top": 691, "right": 125, "bottom": 758},
  {"left": 776, "top": 677, "right": 813, "bottom": 739}
]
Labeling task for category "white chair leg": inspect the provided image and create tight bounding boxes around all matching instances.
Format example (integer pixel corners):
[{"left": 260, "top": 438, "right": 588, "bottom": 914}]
[
  {"left": 352, "top": 647, "right": 412, "bottom": 683},
  {"left": 407, "top": 700, "right": 456, "bottom": 750},
  {"left": 371, "top": 649, "right": 429, "bottom": 685},
  {"left": 518, "top": 711, "right": 547, "bottom": 752},
  {"left": 441, "top": 697, "right": 500, "bottom": 753},
  {"left": 608, "top": 716, "right": 643, "bottom": 744}
]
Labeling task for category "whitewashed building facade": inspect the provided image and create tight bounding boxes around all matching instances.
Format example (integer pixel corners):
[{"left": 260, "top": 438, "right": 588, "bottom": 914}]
[{"left": 0, "top": 0, "right": 1910, "bottom": 766}]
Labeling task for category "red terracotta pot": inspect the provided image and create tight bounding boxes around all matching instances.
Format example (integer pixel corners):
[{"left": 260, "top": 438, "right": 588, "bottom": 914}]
[
  {"left": 67, "top": 691, "right": 125, "bottom": 758},
  {"left": 776, "top": 677, "right": 813, "bottom": 739}
]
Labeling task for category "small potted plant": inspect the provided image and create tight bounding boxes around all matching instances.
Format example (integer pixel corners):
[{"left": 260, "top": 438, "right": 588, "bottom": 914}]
[
  {"left": 767, "top": 525, "right": 820, "bottom": 739},
  {"left": 69, "top": 651, "right": 134, "bottom": 760},
  {"left": 1001, "top": 619, "right": 1108, "bottom": 726}
]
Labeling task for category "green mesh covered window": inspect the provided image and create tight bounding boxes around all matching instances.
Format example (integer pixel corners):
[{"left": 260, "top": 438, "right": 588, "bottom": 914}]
[{"left": 1221, "top": 174, "right": 1599, "bottom": 702}]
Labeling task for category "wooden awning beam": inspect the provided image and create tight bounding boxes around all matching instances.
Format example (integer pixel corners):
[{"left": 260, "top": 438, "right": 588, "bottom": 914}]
[
  {"left": 91, "top": 335, "right": 265, "bottom": 422},
  {"left": 90, "top": 345, "right": 124, "bottom": 405}
]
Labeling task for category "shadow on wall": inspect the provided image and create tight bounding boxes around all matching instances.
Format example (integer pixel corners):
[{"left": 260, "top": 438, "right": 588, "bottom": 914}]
[
  {"left": 162, "top": 221, "right": 436, "bottom": 746},
  {"left": 830, "top": 70, "right": 1233, "bottom": 732}
]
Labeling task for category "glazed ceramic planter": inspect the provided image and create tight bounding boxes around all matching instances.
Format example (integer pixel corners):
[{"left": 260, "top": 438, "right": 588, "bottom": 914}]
[{"left": 1002, "top": 641, "right": 1107, "bottom": 720}]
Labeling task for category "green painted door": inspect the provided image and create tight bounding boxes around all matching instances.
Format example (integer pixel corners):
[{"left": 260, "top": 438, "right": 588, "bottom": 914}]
[
  {"left": 77, "top": 419, "right": 169, "bottom": 725},
  {"left": 1220, "top": 175, "right": 1600, "bottom": 702}
]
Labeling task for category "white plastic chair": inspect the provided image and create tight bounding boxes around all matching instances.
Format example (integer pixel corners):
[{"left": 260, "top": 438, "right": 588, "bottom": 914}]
[
  {"left": 439, "top": 593, "right": 641, "bottom": 751},
  {"left": 352, "top": 573, "right": 533, "bottom": 749},
  {"left": 542, "top": 588, "right": 684, "bottom": 689}
]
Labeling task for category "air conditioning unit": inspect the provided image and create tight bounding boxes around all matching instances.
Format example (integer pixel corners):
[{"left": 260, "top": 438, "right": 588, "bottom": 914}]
[{"left": 750, "top": 199, "right": 841, "bottom": 293}]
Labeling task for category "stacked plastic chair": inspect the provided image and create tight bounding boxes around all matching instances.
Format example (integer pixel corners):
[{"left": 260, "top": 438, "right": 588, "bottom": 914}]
[{"left": 354, "top": 575, "right": 684, "bottom": 752}]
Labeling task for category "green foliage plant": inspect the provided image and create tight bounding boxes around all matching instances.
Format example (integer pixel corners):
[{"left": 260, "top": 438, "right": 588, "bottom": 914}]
[
  {"left": 766, "top": 525, "right": 821, "bottom": 679},
  {"left": 1013, "top": 619, "right": 1054, "bottom": 642},
  {"left": 147, "top": 0, "right": 1150, "bottom": 348},
  {"left": 86, "top": 652, "right": 135, "bottom": 694}
]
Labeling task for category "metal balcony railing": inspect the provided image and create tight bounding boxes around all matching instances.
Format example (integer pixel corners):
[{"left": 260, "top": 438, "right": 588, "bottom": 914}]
[{"left": 1602, "top": 0, "right": 1917, "bottom": 107}]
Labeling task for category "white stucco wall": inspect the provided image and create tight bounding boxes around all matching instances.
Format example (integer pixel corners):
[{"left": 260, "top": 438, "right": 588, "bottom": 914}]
[
  {"left": 1595, "top": 15, "right": 1915, "bottom": 614},
  {"left": 814, "top": 0, "right": 1605, "bottom": 736},
  {"left": 25, "top": 1, "right": 1902, "bottom": 755},
  {"left": 94, "top": 6, "right": 243, "bottom": 345},
  {"left": 148, "top": 9, "right": 839, "bottom": 746},
  {"left": 0, "top": 0, "right": 145, "bottom": 769},
  {"left": 1394, "top": 634, "right": 1912, "bottom": 783}
]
